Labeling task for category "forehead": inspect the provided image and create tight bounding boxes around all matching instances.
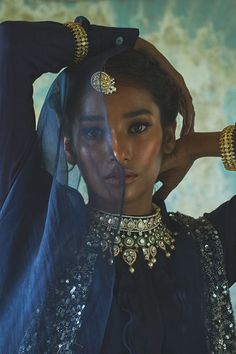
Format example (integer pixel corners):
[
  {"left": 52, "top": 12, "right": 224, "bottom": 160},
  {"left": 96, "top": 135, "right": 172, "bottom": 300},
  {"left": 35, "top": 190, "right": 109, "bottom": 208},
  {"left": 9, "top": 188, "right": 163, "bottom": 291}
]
[
  {"left": 74, "top": 88, "right": 107, "bottom": 117},
  {"left": 104, "top": 84, "right": 160, "bottom": 117},
  {"left": 72, "top": 83, "right": 161, "bottom": 123}
]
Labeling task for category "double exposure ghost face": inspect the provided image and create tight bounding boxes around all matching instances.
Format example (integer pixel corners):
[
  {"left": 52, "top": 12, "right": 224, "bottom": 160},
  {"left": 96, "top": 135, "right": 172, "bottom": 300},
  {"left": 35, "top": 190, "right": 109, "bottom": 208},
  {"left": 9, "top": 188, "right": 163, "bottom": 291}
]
[
  {"left": 65, "top": 84, "right": 171, "bottom": 216},
  {"left": 63, "top": 49, "right": 179, "bottom": 214}
]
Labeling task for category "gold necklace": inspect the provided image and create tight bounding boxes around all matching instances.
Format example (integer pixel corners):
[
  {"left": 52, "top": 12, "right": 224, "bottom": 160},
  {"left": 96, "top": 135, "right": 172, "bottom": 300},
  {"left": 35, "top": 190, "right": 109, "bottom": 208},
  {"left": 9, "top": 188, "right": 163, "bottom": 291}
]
[{"left": 89, "top": 204, "right": 175, "bottom": 273}]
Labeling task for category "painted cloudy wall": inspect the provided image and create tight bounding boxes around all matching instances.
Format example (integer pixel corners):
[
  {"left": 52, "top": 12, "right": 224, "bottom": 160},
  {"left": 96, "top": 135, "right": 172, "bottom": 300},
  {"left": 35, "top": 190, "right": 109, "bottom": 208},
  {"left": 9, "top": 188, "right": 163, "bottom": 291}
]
[{"left": 1, "top": 0, "right": 236, "bottom": 311}]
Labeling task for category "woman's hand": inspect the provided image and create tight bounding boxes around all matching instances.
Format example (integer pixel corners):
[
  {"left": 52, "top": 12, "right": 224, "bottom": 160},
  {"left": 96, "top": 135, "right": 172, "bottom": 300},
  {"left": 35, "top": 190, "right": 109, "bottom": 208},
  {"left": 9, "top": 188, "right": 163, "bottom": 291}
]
[
  {"left": 135, "top": 38, "right": 195, "bottom": 137},
  {"left": 154, "top": 131, "right": 221, "bottom": 200},
  {"left": 155, "top": 134, "right": 195, "bottom": 200}
]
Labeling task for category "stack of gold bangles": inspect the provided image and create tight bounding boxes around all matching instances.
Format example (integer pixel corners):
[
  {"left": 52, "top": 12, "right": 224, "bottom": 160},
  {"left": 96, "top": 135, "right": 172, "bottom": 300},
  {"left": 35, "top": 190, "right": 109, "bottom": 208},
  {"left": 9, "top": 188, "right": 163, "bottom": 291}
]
[
  {"left": 220, "top": 124, "right": 236, "bottom": 171},
  {"left": 64, "top": 22, "right": 89, "bottom": 64}
]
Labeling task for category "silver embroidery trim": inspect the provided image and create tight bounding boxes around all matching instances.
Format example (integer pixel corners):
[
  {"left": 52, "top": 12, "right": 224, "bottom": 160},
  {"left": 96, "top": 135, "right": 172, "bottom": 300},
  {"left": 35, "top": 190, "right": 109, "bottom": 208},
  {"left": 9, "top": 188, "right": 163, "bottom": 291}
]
[
  {"left": 18, "top": 233, "right": 102, "bottom": 353},
  {"left": 170, "top": 212, "right": 236, "bottom": 354}
]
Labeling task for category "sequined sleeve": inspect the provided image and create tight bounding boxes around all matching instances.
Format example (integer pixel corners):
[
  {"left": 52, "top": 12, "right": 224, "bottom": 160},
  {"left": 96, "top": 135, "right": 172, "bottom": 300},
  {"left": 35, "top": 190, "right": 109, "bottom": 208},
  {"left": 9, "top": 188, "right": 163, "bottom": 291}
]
[{"left": 204, "top": 195, "right": 236, "bottom": 287}]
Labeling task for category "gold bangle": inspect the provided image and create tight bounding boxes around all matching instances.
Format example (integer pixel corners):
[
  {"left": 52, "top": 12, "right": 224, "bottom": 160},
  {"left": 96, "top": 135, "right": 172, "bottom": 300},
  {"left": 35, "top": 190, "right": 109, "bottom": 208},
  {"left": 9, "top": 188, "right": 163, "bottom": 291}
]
[
  {"left": 219, "top": 125, "right": 236, "bottom": 171},
  {"left": 64, "top": 22, "right": 89, "bottom": 64}
]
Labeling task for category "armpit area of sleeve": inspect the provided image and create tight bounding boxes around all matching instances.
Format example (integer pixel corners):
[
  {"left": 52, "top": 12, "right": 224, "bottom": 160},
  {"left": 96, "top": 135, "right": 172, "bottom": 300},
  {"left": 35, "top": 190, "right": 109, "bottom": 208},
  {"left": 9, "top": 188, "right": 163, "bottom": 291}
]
[{"left": 204, "top": 195, "right": 236, "bottom": 287}]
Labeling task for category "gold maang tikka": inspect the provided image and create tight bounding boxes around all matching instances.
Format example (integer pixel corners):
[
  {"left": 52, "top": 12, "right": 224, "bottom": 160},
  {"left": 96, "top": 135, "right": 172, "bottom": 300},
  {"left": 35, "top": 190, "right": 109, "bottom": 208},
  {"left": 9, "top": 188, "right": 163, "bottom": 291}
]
[{"left": 90, "top": 71, "right": 117, "bottom": 95}]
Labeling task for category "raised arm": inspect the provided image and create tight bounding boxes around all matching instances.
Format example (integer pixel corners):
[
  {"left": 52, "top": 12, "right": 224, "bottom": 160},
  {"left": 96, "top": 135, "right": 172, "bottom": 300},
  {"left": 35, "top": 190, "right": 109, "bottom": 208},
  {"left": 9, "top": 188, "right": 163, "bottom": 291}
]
[
  {"left": 154, "top": 128, "right": 236, "bottom": 285},
  {"left": 0, "top": 19, "right": 139, "bottom": 207},
  {"left": 0, "top": 21, "right": 75, "bottom": 207}
]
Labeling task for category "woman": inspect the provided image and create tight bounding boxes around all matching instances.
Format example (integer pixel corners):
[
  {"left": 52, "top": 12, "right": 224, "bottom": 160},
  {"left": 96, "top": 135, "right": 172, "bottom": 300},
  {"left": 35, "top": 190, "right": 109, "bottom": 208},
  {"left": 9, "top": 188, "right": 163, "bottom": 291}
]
[{"left": 0, "top": 16, "right": 235, "bottom": 354}]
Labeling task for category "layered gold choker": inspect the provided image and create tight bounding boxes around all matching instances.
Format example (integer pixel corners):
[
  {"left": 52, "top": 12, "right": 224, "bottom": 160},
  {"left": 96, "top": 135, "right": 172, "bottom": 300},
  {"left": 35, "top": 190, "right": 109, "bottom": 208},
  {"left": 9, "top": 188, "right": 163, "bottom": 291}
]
[{"left": 89, "top": 204, "right": 176, "bottom": 273}]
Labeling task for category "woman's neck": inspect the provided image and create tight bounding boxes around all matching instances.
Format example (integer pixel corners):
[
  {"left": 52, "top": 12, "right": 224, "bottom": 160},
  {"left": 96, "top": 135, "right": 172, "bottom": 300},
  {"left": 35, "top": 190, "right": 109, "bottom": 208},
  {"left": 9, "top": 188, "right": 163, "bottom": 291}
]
[
  {"left": 122, "top": 198, "right": 154, "bottom": 216},
  {"left": 88, "top": 194, "right": 155, "bottom": 216}
]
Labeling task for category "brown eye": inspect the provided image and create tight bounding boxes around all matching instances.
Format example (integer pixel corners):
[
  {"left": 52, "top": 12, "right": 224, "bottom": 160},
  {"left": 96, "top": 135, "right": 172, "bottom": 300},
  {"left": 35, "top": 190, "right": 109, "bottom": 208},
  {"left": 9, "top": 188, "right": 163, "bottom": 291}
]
[
  {"left": 129, "top": 122, "right": 150, "bottom": 134},
  {"left": 82, "top": 127, "right": 106, "bottom": 139}
]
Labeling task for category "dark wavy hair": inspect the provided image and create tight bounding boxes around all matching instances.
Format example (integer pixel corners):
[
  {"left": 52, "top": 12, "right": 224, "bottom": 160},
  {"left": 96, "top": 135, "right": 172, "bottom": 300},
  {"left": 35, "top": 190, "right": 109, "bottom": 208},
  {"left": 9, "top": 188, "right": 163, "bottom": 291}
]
[
  {"left": 55, "top": 48, "right": 180, "bottom": 138},
  {"left": 105, "top": 48, "right": 180, "bottom": 127}
]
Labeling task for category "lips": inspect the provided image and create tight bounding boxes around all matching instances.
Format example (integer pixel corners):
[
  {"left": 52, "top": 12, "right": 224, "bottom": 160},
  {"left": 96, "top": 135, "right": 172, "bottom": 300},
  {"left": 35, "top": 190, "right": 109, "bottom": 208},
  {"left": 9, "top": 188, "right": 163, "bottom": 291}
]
[
  {"left": 124, "top": 169, "right": 137, "bottom": 177},
  {"left": 104, "top": 168, "right": 122, "bottom": 185},
  {"left": 124, "top": 169, "right": 138, "bottom": 184},
  {"left": 104, "top": 168, "right": 138, "bottom": 185}
]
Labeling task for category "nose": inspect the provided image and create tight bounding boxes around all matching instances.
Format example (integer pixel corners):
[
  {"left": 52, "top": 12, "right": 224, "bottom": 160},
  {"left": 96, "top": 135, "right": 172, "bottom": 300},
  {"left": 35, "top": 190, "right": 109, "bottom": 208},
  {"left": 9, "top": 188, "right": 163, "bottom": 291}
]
[{"left": 112, "top": 131, "right": 132, "bottom": 164}]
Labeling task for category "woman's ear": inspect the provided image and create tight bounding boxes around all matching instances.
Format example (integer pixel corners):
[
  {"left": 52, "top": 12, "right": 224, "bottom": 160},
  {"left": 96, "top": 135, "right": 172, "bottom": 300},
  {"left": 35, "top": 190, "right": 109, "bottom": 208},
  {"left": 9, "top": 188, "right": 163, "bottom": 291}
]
[
  {"left": 162, "top": 122, "right": 176, "bottom": 154},
  {"left": 64, "top": 137, "right": 77, "bottom": 165}
]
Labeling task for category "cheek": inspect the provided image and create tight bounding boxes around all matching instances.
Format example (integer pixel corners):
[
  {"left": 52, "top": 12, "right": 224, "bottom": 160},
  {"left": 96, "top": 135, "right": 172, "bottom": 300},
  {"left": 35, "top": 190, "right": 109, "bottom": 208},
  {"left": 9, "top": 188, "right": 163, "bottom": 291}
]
[
  {"left": 74, "top": 142, "right": 113, "bottom": 179},
  {"left": 74, "top": 143, "right": 100, "bottom": 182},
  {"left": 136, "top": 138, "right": 162, "bottom": 170},
  {"left": 75, "top": 145, "right": 90, "bottom": 168}
]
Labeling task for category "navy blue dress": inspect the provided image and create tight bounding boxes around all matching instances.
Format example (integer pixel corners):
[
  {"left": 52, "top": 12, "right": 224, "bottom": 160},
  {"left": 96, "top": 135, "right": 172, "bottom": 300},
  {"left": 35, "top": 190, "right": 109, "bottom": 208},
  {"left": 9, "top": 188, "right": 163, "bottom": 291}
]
[{"left": 0, "top": 20, "right": 235, "bottom": 354}]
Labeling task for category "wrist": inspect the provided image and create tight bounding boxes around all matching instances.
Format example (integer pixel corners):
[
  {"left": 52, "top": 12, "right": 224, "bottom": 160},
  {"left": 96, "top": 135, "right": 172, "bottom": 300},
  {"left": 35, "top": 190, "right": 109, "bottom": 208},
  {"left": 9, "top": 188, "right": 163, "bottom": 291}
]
[
  {"left": 64, "top": 22, "right": 88, "bottom": 64},
  {"left": 220, "top": 125, "right": 236, "bottom": 171},
  {"left": 185, "top": 132, "right": 221, "bottom": 161},
  {"left": 75, "top": 16, "right": 139, "bottom": 57}
]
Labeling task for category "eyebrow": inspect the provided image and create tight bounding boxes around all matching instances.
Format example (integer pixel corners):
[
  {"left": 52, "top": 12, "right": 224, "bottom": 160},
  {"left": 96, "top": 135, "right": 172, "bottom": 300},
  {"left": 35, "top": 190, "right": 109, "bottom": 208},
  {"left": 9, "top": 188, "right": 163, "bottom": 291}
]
[
  {"left": 80, "top": 115, "right": 105, "bottom": 122},
  {"left": 79, "top": 109, "right": 152, "bottom": 121},
  {"left": 123, "top": 109, "right": 152, "bottom": 118}
]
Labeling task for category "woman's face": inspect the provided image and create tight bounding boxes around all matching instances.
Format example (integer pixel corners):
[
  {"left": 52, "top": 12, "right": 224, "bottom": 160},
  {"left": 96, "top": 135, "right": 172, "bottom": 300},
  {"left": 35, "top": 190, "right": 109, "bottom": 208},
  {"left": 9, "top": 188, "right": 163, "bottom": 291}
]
[
  {"left": 66, "top": 83, "right": 174, "bottom": 215},
  {"left": 104, "top": 84, "right": 164, "bottom": 215}
]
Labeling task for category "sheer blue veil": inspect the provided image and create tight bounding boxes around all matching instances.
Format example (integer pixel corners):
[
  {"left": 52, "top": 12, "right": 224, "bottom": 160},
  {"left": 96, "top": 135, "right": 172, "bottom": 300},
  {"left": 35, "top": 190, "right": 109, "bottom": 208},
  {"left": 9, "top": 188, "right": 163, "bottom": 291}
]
[{"left": 0, "top": 50, "right": 125, "bottom": 353}]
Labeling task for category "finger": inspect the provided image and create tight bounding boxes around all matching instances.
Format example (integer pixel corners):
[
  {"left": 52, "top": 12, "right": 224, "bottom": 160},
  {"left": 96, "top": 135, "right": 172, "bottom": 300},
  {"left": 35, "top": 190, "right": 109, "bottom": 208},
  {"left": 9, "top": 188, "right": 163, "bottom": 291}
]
[
  {"left": 179, "top": 99, "right": 186, "bottom": 137},
  {"left": 159, "top": 153, "right": 177, "bottom": 174},
  {"left": 178, "top": 93, "right": 189, "bottom": 135},
  {"left": 180, "top": 97, "right": 195, "bottom": 137},
  {"left": 185, "top": 98, "right": 195, "bottom": 133},
  {"left": 154, "top": 184, "right": 172, "bottom": 200}
]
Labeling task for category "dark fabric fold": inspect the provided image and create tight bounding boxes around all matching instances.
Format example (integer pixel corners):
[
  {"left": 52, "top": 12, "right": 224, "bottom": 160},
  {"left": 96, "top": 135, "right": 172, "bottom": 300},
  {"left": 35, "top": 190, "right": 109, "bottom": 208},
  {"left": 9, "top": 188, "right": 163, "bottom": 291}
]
[{"left": 100, "top": 207, "right": 208, "bottom": 354}]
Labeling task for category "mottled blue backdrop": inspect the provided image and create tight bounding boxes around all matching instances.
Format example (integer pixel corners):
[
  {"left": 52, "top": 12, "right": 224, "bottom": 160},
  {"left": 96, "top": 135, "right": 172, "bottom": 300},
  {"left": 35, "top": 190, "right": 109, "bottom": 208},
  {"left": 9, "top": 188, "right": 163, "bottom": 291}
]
[{"left": 1, "top": 0, "right": 236, "bottom": 311}]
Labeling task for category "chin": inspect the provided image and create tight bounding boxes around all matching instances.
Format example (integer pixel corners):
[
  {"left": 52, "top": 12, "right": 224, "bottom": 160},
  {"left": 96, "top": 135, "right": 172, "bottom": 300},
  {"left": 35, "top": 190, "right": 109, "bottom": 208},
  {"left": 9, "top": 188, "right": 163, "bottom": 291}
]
[
  {"left": 123, "top": 182, "right": 155, "bottom": 210},
  {"left": 123, "top": 190, "right": 146, "bottom": 207}
]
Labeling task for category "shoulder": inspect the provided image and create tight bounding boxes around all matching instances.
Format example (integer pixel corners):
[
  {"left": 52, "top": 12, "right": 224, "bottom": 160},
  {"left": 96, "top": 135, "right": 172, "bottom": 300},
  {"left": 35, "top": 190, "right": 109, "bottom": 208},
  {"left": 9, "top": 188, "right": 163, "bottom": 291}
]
[
  {"left": 168, "top": 211, "right": 224, "bottom": 264},
  {"left": 168, "top": 211, "right": 222, "bottom": 249},
  {"left": 168, "top": 211, "right": 218, "bottom": 236}
]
